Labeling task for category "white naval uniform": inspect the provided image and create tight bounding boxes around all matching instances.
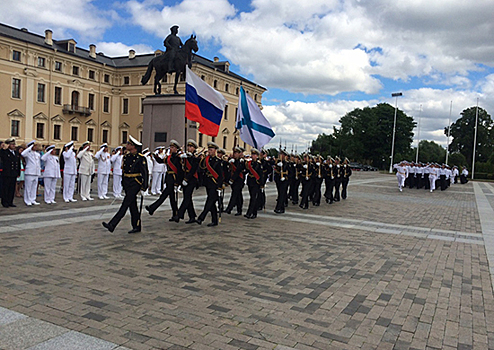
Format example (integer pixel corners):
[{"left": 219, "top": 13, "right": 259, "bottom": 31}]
[
  {"left": 41, "top": 152, "right": 60, "bottom": 204},
  {"left": 429, "top": 167, "right": 438, "bottom": 191},
  {"left": 111, "top": 153, "right": 123, "bottom": 198},
  {"left": 63, "top": 146, "right": 77, "bottom": 202},
  {"left": 77, "top": 146, "right": 95, "bottom": 200},
  {"left": 142, "top": 152, "right": 154, "bottom": 195},
  {"left": 394, "top": 164, "right": 408, "bottom": 190},
  {"left": 95, "top": 148, "right": 111, "bottom": 199},
  {"left": 151, "top": 151, "right": 165, "bottom": 195},
  {"left": 452, "top": 168, "right": 459, "bottom": 183},
  {"left": 21, "top": 145, "right": 41, "bottom": 205}
]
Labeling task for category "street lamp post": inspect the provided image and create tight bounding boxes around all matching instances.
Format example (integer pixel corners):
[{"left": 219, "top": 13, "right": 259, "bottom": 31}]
[
  {"left": 472, "top": 98, "right": 479, "bottom": 180},
  {"left": 389, "top": 92, "right": 403, "bottom": 173},
  {"left": 415, "top": 104, "right": 422, "bottom": 164}
]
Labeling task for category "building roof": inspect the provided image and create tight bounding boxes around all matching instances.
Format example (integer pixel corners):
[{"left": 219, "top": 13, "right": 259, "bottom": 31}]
[{"left": 0, "top": 22, "right": 265, "bottom": 90}]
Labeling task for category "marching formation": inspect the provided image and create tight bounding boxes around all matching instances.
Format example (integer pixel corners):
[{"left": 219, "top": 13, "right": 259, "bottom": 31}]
[
  {"left": 393, "top": 161, "right": 468, "bottom": 192},
  {"left": 0, "top": 136, "right": 353, "bottom": 234}
]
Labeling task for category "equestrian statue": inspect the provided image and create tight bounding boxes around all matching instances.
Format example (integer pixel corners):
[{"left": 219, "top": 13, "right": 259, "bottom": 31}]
[{"left": 141, "top": 25, "right": 198, "bottom": 95}]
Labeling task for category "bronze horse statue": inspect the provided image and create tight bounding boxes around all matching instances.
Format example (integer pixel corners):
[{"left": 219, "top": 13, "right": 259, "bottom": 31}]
[{"left": 141, "top": 35, "right": 198, "bottom": 95}]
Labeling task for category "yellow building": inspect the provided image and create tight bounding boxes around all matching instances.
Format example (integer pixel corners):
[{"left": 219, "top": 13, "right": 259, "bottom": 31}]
[{"left": 0, "top": 23, "right": 266, "bottom": 151}]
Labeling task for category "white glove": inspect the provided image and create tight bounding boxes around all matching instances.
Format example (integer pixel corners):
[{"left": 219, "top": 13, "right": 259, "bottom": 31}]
[
  {"left": 229, "top": 179, "right": 234, "bottom": 185},
  {"left": 180, "top": 153, "right": 187, "bottom": 159},
  {"left": 277, "top": 162, "right": 283, "bottom": 167},
  {"left": 316, "top": 162, "right": 320, "bottom": 166},
  {"left": 305, "top": 177, "right": 309, "bottom": 180},
  {"left": 217, "top": 189, "right": 222, "bottom": 196},
  {"left": 281, "top": 177, "right": 286, "bottom": 181},
  {"left": 229, "top": 158, "right": 235, "bottom": 163},
  {"left": 182, "top": 180, "right": 188, "bottom": 187},
  {"left": 186, "top": 152, "right": 193, "bottom": 157},
  {"left": 303, "top": 164, "right": 308, "bottom": 169},
  {"left": 240, "top": 158, "right": 244, "bottom": 162}
]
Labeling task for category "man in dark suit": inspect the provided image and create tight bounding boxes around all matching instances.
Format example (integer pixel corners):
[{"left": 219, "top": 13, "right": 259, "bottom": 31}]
[{"left": 0, "top": 138, "right": 21, "bottom": 208}]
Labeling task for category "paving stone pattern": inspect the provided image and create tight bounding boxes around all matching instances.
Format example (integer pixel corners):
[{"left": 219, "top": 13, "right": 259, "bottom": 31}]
[{"left": 0, "top": 172, "right": 493, "bottom": 350}]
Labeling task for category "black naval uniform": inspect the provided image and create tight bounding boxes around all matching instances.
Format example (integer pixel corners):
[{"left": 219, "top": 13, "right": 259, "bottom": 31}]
[
  {"left": 105, "top": 151, "right": 148, "bottom": 232},
  {"left": 341, "top": 164, "right": 352, "bottom": 199},
  {"left": 299, "top": 161, "right": 314, "bottom": 209},
  {"left": 334, "top": 164, "right": 342, "bottom": 201},
  {"left": 312, "top": 161, "right": 324, "bottom": 206},
  {"left": 176, "top": 153, "right": 199, "bottom": 222},
  {"left": 146, "top": 152, "right": 183, "bottom": 217},
  {"left": 288, "top": 160, "right": 300, "bottom": 204},
  {"left": 324, "top": 163, "right": 335, "bottom": 204},
  {"left": 246, "top": 159, "right": 263, "bottom": 219},
  {"left": 274, "top": 159, "right": 289, "bottom": 213},
  {"left": 0, "top": 147, "right": 21, "bottom": 207},
  {"left": 197, "top": 155, "right": 224, "bottom": 226},
  {"left": 225, "top": 158, "right": 245, "bottom": 215}
]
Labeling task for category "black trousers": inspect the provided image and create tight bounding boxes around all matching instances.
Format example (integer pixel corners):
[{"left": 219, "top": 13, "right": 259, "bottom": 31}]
[
  {"left": 226, "top": 181, "right": 244, "bottom": 214},
  {"left": 300, "top": 179, "right": 313, "bottom": 209},
  {"left": 334, "top": 179, "right": 341, "bottom": 201},
  {"left": 324, "top": 178, "right": 335, "bottom": 203},
  {"left": 341, "top": 178, "right": 349, "bottom": 199},
  {"left": 148, "top": 177, "right": 178, "bottom": 216},
  {"left": 409, "top": 175, "right": 415, "bottom": 189},
  {"left": 198, "top": 185, "right": 219, "bottom": 224},
  {"left": 1, "top": 176, "right": 16, "bottom": 207},
  {"left": 257, "top": 185, "right": 266, "bottom": 210},
  {"left": 177, "top": 179, "right": 197, "bottom": 219},
  {"left": 440, "top": 175, "right": 446, "bottom": 191},
  {"left": 424, "top": 174, "right": 430, "bottom": 189},
  {"left": 109, "top": 183, "right": 141, "bottom": 229},
  {"left": 289, "top": 178, "right": 300, "bottom": 203},
  {"left": 247, "top": 183, "right": 261, "bottom": 217},
  {"left": 275, "top": 179, "right": 289, "bottom": 211},
  {"left": 312, "top": 177, "right": 323, "bottom": 204}
]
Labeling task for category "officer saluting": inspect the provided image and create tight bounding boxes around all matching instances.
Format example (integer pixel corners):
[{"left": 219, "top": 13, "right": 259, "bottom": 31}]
[{"left": 102, "top": 135, "right": 148, "bottom": 234}]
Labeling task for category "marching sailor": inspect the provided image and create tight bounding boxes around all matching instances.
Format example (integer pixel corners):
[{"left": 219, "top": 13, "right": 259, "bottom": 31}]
[
  {"left": 103, "top": 135, "right": 148, "bottom": 234},
  {"left": 245, "top": 148, "right": 263, "bottom": 219},
  {"left": 341, "top": 157, "right": 352, "bottom": 200},
  {"left": 174, "top": 139, "right": 200, "bottom": 223},
  {"left": 95, "top": 143, "right": 111, "bottom": 199},
  {"left": 274, "top": 149, "right": 289, "bottom": 213},
  {"left": 225, "top": 146, "right": 245, "bottom": 216},
  {"left": 0, "top": 138, "right": 21, "bottom": 208},
  {"left": 41, "top": 145, "right": 60, "bottom": 204}
]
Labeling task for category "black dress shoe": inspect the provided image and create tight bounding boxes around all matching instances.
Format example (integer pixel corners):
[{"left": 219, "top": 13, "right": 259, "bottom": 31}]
[
  {"left": 299, "top": 205, "right": 304, "bottom": 209},
  {"left": 128, "top": 227, "right": 141, "bottom": 234},
  {"left": 145, "top": 205, "right": 154, "bottom": 215},
  {"left": 9, "top": 204, "right": 16, "bottom": 207},
  {"left": 2, "top": 204, "right": 9, "bottom": 208},
  {"left": 169, "top": 216, "right": 179, "bottom": 222},
  {"left": 196, "top": 218, "right": 203, "bottom": 225},
  {"left": 244, "top": 214, "right": 250, "bottom": 218},
  {"left": 102, "top": 222, "right": 115, "bottom": 233},
  {"left": 185, "top": 218, "right": 197, "bottom": 224},
  {"left": 224, "top": 209, "right": 231, "bottom": 214},
  {"left": 207, "top": 222, "right": 218, "bottom": 227},
  {"left": 234, "top": 212, "right": 242, "bottom": 216}
]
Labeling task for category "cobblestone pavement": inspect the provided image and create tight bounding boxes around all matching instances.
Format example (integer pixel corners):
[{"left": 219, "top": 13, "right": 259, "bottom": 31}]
[{"left": 1, "top": 172, "right": 493, "bottom": 350}]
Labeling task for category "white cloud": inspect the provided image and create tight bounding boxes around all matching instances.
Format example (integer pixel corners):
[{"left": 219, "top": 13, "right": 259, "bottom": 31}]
[
  {"left": 0, "top": 0, "right": 113, "bottom": 39},
  {"left": 95, "top": 42, "right": 154, "bottom": 57}
]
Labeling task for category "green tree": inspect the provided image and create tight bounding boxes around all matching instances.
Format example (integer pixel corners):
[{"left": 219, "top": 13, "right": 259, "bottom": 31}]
[
  {"left": 449, "top": 152, "right": 467, "bottom": 167},
  {"left": 416, "top": 140, "right": 446, "bottom": 163},
  {"left": 446, "top": 106, "right": 494, "bottom": 165},
  {"left": 312, "top": 103, "right": 415, "bottom": 167}
]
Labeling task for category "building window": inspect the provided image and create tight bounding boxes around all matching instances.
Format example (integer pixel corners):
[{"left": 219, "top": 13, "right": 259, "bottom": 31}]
[
  {"left": 223, "top": 136, "right": 227, "bottom": 149},
  {"left": 88, "top": 93, "right": 94, "bottom": 110},
  {"left": 69, "top": 43, "right": 75, "bottom": 53},
  {"left": 122, "top": 130, "right": 128, "bottom": 144},
  {"left": 236, "top": 87, "right": 239, "bottom": 95},
  {"left": 140, "top": 98, "right": 145, "bottom": 114},
  {"left": 71, "top": 126, "right": 78, "bottom": 141},
  {"left": 254, "top": 94, "right": 258, "bottom": 101},
  {"left": 37, "top": 57, "right": 45, "bottom": 67},
  {"left": 37, "top": 83, "right": 46, "bottom": 103},
  {"left": 104, "top": 74, "right": 110, "bottom": 83},
  {"left": 55, "top": 61, "right": 62, "bottom": 71},
  {"left": 36, "top": 123, "right": 45, "bottom": 139},
  {"left": 122, "top": 98, "right": 129, "bottom": 114},
  {"left": 72, "top": 66, "right": 79, "bottom": 76},
  {"left": 212, "top": 136, "right": 216, "bottom": 143},
  {"left": 243, "top": 142, "right": 246, "bottom": 149},
  {"left": 198, "top": 133, "right": 203, "bottom": 147},
  {"left": 102, "top": 129, "right": 108, "bottom": 143},
  {"left": 54, "top": 87, "right": 62, "bottom": 105},
  {"left": 53, "top": 124, "right": 61, "bottom": 140},
  {"left": 87, "top": 128, "right": 94, "bottom": 142},
  {"left": 225, "top": 83, "right": 229, "bottom": 93},
  {"left": 139, "top": 131, "right": 143, "bottom": 141},
  {"left": 235, "top": 107, "right": 238, "bottom": 119},
  {"left": 12, "top": 78, "right": 21, "bottom": 99},
  {"left": 123, "top": 76, "right": 130, "bottom": 85},
  {"left": 103, "top": 96, "right": 109, "bottom": 113},
  {"left": 224, "top": 105, "right": 228, "bottom": 121},
  {"left": 213, "top": 80, "right": 217, "bottom": 88},
  {"left": 12, "top": 50, "right": 21, "bottom": 62},
  {"left": 201, "top": 75, "right": 205, "bottom": 80},
  {"left": 11, "top": 120, "right": 20, "bottom": 137},
  {"left": 71, "top": 91, "right": 79, "bottom": 108},
  {"left": 89, "top": 70, "right": 95, "bottom": 80}
]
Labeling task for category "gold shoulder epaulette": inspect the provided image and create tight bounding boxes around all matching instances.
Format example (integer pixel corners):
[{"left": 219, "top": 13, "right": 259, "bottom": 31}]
[{"left": 138, "top": 153, "right": 144, "bottom": 156}]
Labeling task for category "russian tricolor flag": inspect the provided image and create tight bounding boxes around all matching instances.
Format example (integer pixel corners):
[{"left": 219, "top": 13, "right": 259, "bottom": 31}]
[{"left": 185, "top": 66, "right": 227, "bottom": 137}]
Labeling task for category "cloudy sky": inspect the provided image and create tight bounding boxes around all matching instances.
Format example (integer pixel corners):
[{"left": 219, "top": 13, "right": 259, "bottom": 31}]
[{"left": 2, "top": 0, "right": 494, "bottom": 152}]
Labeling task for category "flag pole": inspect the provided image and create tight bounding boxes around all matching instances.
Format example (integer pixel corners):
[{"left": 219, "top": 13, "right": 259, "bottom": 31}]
[
  {"left": 472, "top": 98, "right": 479, "bottom": 180},
  {"left": 415, "top": 104, "right": 422, "bottom": 163},
  {"left": 445, "top": 101, "right": 452, "bottom": 164}
]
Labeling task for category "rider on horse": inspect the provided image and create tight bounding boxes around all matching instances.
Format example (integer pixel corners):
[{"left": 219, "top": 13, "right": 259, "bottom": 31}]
[{"left": 164, "top": 25, "right": 183, "bottom": 73}]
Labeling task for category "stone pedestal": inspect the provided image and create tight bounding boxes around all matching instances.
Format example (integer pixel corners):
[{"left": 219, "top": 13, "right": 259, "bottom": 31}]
[{"left": 142, "top": 95, "right": 197, "bottom": 151}]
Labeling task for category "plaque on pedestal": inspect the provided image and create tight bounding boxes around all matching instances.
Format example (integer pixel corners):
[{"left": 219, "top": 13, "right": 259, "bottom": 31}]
[{"left": 142, "top": 94, "right": 197, "bottom": 150}]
